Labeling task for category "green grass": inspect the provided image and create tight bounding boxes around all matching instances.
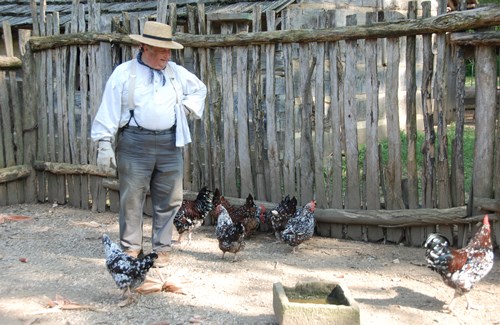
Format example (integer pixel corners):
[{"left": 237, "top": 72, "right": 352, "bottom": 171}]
[{"left": 358, "top": 123, "right": 475, "bottom": 194}]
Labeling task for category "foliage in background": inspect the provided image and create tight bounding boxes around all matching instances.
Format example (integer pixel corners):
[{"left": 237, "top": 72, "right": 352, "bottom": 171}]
[{"left": 357, "top": 124, "right": 475, "bottom": 201}]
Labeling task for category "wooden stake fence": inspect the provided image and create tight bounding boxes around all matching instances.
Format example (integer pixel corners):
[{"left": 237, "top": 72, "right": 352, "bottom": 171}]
[{"left": 0, "top": 2, "right": 499, "bottom": 247}]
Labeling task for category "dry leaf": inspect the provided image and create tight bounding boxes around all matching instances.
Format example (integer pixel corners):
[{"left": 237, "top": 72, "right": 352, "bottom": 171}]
[
  {"left": 135, "top": 276, "right": 186, "bottom": 295},
  {"left": 162, "top": 282, "right": 185, "bottom": 294},
  {"left": 189, "top": 315, "right": 204, "bottom": 323},
  {"left": 135, "top": 277, "right": 163, "bottom": 294},
  {"left": 45, "top": 294, "right": 96, "bottom": 310},
  {"left": 19, "top": 257, "right": 29, "bottom": 263},
  {"left": 0, "top": 214, "right": 33, "bottom": 223},
  {"left": 71, "top": 220, "right": 101, "bottom": 228}
]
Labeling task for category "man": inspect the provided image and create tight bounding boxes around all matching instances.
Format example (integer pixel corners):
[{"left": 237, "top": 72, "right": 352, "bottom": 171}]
[{"left": 91, "top": 21, "right": 207, "bottom": 267}]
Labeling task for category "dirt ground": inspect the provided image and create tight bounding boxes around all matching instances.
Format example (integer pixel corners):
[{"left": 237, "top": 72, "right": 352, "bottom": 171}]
[{"left": 0, "top": 203, "right": 499, "bottom": 325}]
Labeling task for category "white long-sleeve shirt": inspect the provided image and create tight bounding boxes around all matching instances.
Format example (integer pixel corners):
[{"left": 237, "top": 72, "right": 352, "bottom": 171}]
[{"left": 91, "top": 59, "right": 207, "bottom": 146}]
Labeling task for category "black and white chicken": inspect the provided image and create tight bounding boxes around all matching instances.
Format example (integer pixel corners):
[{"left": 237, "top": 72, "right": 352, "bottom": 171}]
[
  {"left": 281, "top": 200, "right": 316, "bottom": 253},
  {"left": 173, "top": 186, "right": 214, "bottom": 244},
  {"left": 269, "top": 195, "right": 298, "bottom": 242},
  {"left": 215, "top": 204, "right": 246, "bottom": 261},
  {"left": 102, "top": 234, "right": 157, "bottom": 304}
]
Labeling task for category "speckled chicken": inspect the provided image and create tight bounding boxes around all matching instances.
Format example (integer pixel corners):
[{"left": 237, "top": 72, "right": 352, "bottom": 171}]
[
  {"left": 229, "top": 193, "right": 259, "bottom": 238},
  {"left": 173, "top": 186, "right": 214, "bottom": 244},
  {"left": 102, "top": 234, "right": 157, "bottom": 304},
  {"left": 424, "top": 214, "right": 494, "bottom": 310},
  {"left": 269, "top": 195, "right": 298, "bottom": 242},
  {"left": 215, "top": 204, "right": 246, "bottom": 261},
  {"left": 281, "top": 200, "right": 316, "bottom": 253},
  {"left": 211, "top": 189, "right": 258, "bottom": 238}
]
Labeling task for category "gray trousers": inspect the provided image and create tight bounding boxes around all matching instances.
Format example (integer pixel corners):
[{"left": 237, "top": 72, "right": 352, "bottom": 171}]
[{"left": 116, "top": 126, "right": 183, "bottom": 253}]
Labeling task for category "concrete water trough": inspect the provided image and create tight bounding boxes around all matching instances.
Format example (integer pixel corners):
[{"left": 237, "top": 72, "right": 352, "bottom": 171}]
[{"left": 273, "top": 281, "right": 360, "bottom": 325}]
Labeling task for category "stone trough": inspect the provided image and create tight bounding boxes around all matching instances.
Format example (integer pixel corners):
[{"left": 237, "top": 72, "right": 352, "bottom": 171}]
[{"left": 273, "top": 281, "right": 360, "bottom": 325}]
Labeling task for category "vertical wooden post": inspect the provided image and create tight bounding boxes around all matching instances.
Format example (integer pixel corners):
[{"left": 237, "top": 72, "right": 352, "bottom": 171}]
[
  {"left": 420, "top": 1, "right": 436, "bottom": 208},
  {"left": 343, "top": 14, "right": 360, "bottom": 210},
  {"left": 384, "top": 11, "right": 405, "bottom": 210},
  {"left": 282, "top": 8, "right": 295, "bottom": 201},
  {"left": 406, "top": 1, "right": 418, "bottom": 209},
  {"left": 314, "top": 12, "right": 327, "bottom": 208},
  {"left": 298, "top": 44, "right": 315, "bottom": 204},
  {"left": 251, "top": 5, "right": 266, "bottom": 200},
  {"left": 472, "top": 45, "right": 497, "bottom": 201},
  {"left": 435, "top": 0, "right": 452, "bottom": 209},
  {"left": 265, "top": 10, "right": 281, "bottom": 203},
  {"left": 221, "top": 23, "right": 237, "bottom": 197}
]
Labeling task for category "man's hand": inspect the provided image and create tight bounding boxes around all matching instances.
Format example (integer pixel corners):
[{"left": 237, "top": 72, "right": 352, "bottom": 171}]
[{"left": 97, "top": 140, "right": 116, "bottom": 170}]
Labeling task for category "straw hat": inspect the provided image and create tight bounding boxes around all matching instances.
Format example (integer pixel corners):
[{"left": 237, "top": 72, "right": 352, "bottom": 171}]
[{"left": 129, "top": 21, "right": 183, "bottom": 49}]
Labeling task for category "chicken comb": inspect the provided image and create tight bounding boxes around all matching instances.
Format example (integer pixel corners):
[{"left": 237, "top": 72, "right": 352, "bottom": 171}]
[{"left": 483, "top": 214, "right": 489, "bottom": 226}]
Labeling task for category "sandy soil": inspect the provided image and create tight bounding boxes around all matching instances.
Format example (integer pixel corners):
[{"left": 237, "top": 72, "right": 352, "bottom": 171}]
[{"left": 0, "top": 203, "right": 499, "bottom": 325}]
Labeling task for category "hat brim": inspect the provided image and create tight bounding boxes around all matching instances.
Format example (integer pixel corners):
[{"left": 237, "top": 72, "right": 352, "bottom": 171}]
[{"left": 129, "top": 34, "right": 184, "bottom": 49}]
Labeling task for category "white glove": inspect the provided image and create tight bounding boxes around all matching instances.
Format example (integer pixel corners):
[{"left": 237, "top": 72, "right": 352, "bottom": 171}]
[{"left": 97, "top": 140, "right": 116, "bottom": 169}]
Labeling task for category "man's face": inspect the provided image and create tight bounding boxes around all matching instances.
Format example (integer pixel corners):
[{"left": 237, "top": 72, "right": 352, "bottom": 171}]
[{"left": 142, "top": 44, "right": 171, "bottom": 70}]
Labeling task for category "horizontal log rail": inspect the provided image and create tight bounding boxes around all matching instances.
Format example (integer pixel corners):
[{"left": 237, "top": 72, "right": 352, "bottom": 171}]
[
  {"left": 28, "top": 5, "right": 500, "bottom": 51},
  {"left": 2, "top": 162, "right": 497, "bottom": 227},
  {"left": 32, "top": 161, "right": 116, "bottom": 178},
  {"left": 0, "top": 165, "right": 31, "bottom": 183},
  {"left": 0, "top": 55, "right": 22, "bottom": 69},
  {"left": 449, "top": 30, "right": 500, "bottom": 46}
]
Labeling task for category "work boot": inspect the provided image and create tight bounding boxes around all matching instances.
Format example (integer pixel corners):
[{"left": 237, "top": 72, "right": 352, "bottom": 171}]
[
  {"left": 124, "top": 249, "right": 142, "bottom": 258},
  {"left": 154, "top": 251, "right": 170, "bottom": 268}
]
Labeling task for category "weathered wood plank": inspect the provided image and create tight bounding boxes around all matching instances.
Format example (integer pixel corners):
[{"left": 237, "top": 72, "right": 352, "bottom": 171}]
[
  {"left": 156, "top": 0, "right": 169, "bottom": 24},
  {"left": 54, "top": 12, "right": 67, "bottom": 204},
  {"left": 384, "top": 12, "right": 405, "bottom": 210},
  {"left": 89, "top": 1, "right": 107, "bottom": 213},
  {"left": 45, "top": 14, "right": 58, "bottom": 204},
  {"left": 313, "top": 14, "right": 327, "bottom": 209},
  {"left": 236, "top": 22, "right": 254, "bottom": 198},
  {"left": 298, "top": 43, "right": 314, "bottom": 204},
  {"left": 328, "top": 17, "right": 343, "bottom": 209},
  {"left": 265, "top": 11, "right": 281, "bottom": 203},
  {"left": 364, "top": 12, "right": 380, "bottom": 210},
  {"left": 0, "top": 22, "right": 19, "bottom": 204},
  {"left": 451, "top": 39, "right": 466, "bottom": 207},
  {"left": 281, "top": 9, "right": 295, "bottom": 200},
  {"left": 67, "top": 3, "right": 80, "bottom": 208},
  {"left": 249, "top": 5, "right": 265, "bottom": 201},
  {"left": 365, "top": 225, "right": 384, "bottom": 243},
  {"left": 78, "top": 4, "right": 89, "bottom": 210},
  {"left": 221, "top": 23, "right": 237, "bottom": 197},
  {"left": 207, "top": 21, "right": 222, "bottom": 194},
  {"left": 420, "top": 2, "right": 436, "bottom": 209},
  {"left": 343, "top": 15, "right": 360, "bottom": 209},
  {"left": 406, "top": 2, "right": 418, "bottom": 209},
  {"left": 20, "top": 29, "right": 37, "bottom": 203},
  {"left": 435, "top": 0, "right": 452, "bottom": 209},
  {"left": 197, "top": 3, "right": 212, "bottom": 193},
  {"left": 472, "top": 44, "right": 496, "bottom": 201}
]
